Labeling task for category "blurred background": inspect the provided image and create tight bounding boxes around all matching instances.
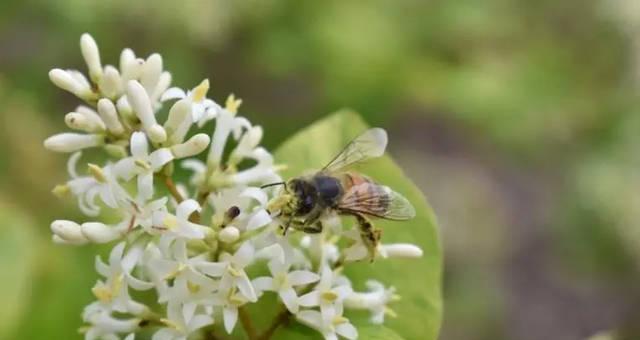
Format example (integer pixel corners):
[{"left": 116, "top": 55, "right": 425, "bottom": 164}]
[{"left": 1, "top": 0, "right": 640, "bottom": 339}]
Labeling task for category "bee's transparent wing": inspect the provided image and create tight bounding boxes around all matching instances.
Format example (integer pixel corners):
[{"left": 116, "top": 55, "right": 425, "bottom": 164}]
[
  {"left": 322, "top": 128, "right": 388, "bottom": 172},
  {"left": 338, "top": 182, "right": 416, "bottom": 221}
]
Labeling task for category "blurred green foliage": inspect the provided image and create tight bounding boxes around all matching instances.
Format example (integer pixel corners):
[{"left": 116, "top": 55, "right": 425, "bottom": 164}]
[{"left": 1, "top": 0, "right": 640, "bottom": 339}]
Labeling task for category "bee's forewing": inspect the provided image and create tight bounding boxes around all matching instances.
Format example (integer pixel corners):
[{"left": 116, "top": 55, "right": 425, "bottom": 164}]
[
  {"left": 322, "top": 128, "right": 388, "bottom": 172},
  {"left": 338, "top": 181, "right": 415, "bottom": 221}
]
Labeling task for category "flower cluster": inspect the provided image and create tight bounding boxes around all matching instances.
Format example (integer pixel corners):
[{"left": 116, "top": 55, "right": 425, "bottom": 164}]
[{"left": 46, "top": 34, "right": 423, "bottom": 340}]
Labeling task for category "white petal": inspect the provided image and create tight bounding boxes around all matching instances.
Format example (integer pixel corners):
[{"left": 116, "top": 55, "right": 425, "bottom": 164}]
[
  {"left": 196, "top": 262, "right": 227, "bottom": 277},
  {"left": 223, "top": 306, "right": 238, "bottom": 334},
  {"left": 152, "top": 329, "right": 174, "bottom": 340},
  {"left": 298, "top": 290, "right": 320, "bottom": 307},
  {"left": 109, "top": 242, "right": 126, "bottom": 265},
  {"left": 182, "top": 302, "right": 197, "bottom": 325},
  {"left": 121, "top": 246, "right": 143, "bottom": 272},
  {"left": 188, "top": 314, "right": 213, "bottom": 332},
  {"left": 321, "top": 303, "right": 335, "bottom": 325},
  {"left": 333, "top": 285, "right": 353, "bottom": 301},
  {"left": 256, "top": 244, "right": 285, "bottom": 264},
  {"left": 279, "top": 288, "right": 299, "bottom": 314},
  {"left": 127, "top": 274, "right": 154, "bottom": 290},
  {"left": 95, "top": 255, "right": 110, "bottom": 277},
  {"left": 149, "top": 148, "right": 174, "bottom": 170},
  {"left": 319, "top": 266, "right": 333, "bottom": 289},
  {"left": 252, "top": 277, "right": 274, "bottom": 292},
  {"left": 288, "top": 270, "right": 320, "bottom": 286},
  {"left": 137, "top": 173, "right": 154, "bottom": 201},
  {"left": 296, "top": 310, "right": 323, "bottom": 330},
  {"left": 130, "top": 132, "right": 149, "bottom": 158},
  {"left": 233, "top": 242, "right": 254, "bottom": 268},
  {"left": 236, "top": 274, "right": 257, "bottom": 302},
  {"left": 336, "top": 322, "right": 358, "bottom": 340},
  {"left": 161, "top": 87, "right": 186, "bottom": 101},
  {"left": 246, "top": 210, "right": 272, "bottom": 231},
  {"left": 239, "top": 187, "right": 268, "bottom": 207},
  {"left": 176, "top": 199, "right": 200, "bottom": 221},
  {"left": 114, "top": 158, "right": 137, "bottom": 181}
]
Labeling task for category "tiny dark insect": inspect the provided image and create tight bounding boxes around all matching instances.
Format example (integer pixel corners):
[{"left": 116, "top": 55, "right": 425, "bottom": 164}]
[{"left": 264, "top": 128, "right": 415, "bottom": 260}]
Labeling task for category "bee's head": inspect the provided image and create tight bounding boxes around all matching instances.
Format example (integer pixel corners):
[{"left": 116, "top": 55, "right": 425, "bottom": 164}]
[{"left": 286, "top": 178, "right": 317, "bottom": 215}]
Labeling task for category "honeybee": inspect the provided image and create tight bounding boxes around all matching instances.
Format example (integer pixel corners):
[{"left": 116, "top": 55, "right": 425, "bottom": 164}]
[{"left": 264, "top": 128, "right": 416, "bottom": 260}]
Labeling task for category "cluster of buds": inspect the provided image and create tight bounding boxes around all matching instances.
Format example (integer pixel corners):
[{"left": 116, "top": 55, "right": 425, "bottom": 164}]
[{"left": 45, "top": 34, "right": 423, "bottom": 340}]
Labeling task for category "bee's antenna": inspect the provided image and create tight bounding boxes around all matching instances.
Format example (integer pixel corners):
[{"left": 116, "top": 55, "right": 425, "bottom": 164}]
[{"left": 260, "top": 181, "right": 286, "bottom": 189}]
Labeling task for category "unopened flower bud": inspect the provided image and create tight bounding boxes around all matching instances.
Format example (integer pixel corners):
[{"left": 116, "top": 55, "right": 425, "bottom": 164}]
[
  {"left": 218, "top": 226, "right": 240, "bottom": 243},
  {"left": 140, "top": 53, "right": 162, "bottom": 94},
  {"left": 164, "top": 99, "right": 191, "bottom": 142},
  {"left": 103, "top": 144, "right": 128, "bottom": 159},
  {"left": 120, "top": 52, "right": 145, "bottom": 86},
  {"left": 65, "top": 112, "right": 104, "bottom": 133},
  {"left": 44, "top": 133, "right": 104, "bottom": 152},
  {"left": 97, "top": 99, "right": 125, "bottom": 135},
  {"left": 99, "top": 65, "right": 122, "bottom": 98},
  {"left": 116, "top": 96, "right": 135, "bottom": 121},
  {"left": 49, "top": 68, "right": 93, "bottom": 99},
  {"left": 170, "top": 133, "right": 210, "bottom": 158},
  {"left": 81, "top": 222, "right": 121, "bottom": 243},
  {"left": 51, "top": 220, "right": 88, "bottom": 244},
  {"left": 378, "top": 243, "right": 423, "bottom": 259},
  {"left": 80, "top": 33, "right": 102, "bottom": 82},
  {"left": 126, "top": 80, "right": 166, "bottom": 143},
  {"left": 151, "top": 71, "right": 172, "bottom": 104}
]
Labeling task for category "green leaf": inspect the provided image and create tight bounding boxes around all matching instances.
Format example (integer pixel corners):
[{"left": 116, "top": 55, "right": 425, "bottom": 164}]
[
  {"left": 0, "top": 202, "right": 38, "bottom": 339},
  {"left": 358, "top": 325, "right": 406, "bottom": 340},
  {"left": 272, "top": 110, "right": 442, "bottom": 340}
]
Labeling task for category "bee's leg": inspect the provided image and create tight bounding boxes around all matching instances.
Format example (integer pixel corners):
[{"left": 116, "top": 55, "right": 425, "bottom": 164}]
[
  {"left": 302, "top": 220, "right": 323, "bottom": 234},
  {"left": 354, "top": 214, "right": 382, "bottom": 262},
  {"left": 282, "top": 217, "right": 294, "bottom": 235}
]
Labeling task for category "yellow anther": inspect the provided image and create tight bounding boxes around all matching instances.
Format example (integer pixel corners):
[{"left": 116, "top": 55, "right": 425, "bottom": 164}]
[
  {"left": 134, "top": 159, "right": 151, "bottom": 170},
  {"left": 52, "top": 184, "right": 71, "bottom": 198},
  {"left": 384, "top": 307, "right": 398, "bottom": 318},
  {"left": 92, "top": 284, "right": 112, "bottom": 303},
  {"left": 192, "top": 79, "right": 210, "bottom": 102},
  {"left": 88, "top": 163, "right": 107, "bottom": 183},
  {"left": 227, "top": 264, "right": 242, "bottom": 277},
  {"left": 187, "top": 281, "right": 200, "bottom": 294},
  {"left": 332, "top": 315, "right": 349, "bottom": 325},
  {"left": 225, "top": 94, "right": 242, "bottom": 113},
  {"left": 321, "top": 291, "right": 338, "bottom": 302},
  {"left": 163, "top": 215, "right": 178, "bottom": 229},
  {"left": 160, "top": 318, "right": 181, "bottom": 330}
]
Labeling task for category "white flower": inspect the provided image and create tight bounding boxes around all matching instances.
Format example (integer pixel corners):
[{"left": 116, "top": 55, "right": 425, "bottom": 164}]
[
  {"left": 229, "top": 147, "right": 280, "bottom": 186},
  {"left": 92, "top": 242, "right": 153, "bottom": 312},
  {"left": 126, "top": 80, "right": 167, "bottom": 143},
  {"left": 151, "top": 199, "right": 209, "bottom": 240},
  {"left": 152, "top": 301, "right": 213, "bottom": 340},
  {"left": 145, "top": 239, "right": 221, "bottom": 306},
  {"left": 82, "top": 301, "right": 142, "bottom": 340},
  {"left": 206, "top": 95, "right": 251, "bottom": 167},
  {"left": 60, "top": 152, "right": 130, "bottom": 216},
  {"left": 252, "top": 259, "right": 319, "bottom": 313},
  {"left": 209, "top": 285, "right": 248, "bottom": 334},
  {"left": 297, "top": 309, "right": 358, "bottom": 340},
  {"left": 216, "top": 242, "right": 258, "bottom": 303},
  {"left": 344, "top": 280, "right": 399, "bottom": 324},
  {"left": 115, "top": 132, "right": 174, "bottom": 200},
  {"left": 298, "top": 266, "right": 352, "bottom": 324},
  {"left": 162, "top": 79, "right": 221, "bottom": 127}
]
